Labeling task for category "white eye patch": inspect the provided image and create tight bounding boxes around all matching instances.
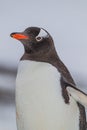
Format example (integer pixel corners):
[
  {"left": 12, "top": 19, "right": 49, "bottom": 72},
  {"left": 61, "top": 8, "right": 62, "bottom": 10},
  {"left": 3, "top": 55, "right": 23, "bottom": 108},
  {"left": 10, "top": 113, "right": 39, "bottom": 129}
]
[{"left": 37, "top": 28, "right": 48, "bottom": 38}]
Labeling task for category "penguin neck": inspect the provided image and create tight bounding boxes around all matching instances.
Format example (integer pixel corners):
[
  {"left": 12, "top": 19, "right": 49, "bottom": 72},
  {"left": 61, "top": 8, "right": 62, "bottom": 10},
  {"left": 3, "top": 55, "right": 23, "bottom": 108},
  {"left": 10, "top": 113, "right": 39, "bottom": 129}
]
[
  {"left": 20, "top": 50, "right": 75, "bottom": 84},
  {"left": 20, "top": 51, "right": 60, "bottom": 72},
  {"left": 20, "top": 50, "right": 59, "bottom": 66}
]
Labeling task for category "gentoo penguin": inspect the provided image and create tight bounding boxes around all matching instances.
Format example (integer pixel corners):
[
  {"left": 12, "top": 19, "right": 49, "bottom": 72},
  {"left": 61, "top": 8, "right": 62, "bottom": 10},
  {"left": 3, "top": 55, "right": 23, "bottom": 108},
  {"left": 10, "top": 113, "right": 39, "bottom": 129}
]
[{"left": 10, "top": 27, "right": 87, "bottom": 130}]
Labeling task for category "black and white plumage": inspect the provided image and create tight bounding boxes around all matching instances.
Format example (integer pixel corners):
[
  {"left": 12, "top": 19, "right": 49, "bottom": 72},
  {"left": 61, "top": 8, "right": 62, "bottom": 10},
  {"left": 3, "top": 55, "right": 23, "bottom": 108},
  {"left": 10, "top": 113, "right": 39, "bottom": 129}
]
[{"left": 10, "top": 27, "right": 87, "bottom": 130}]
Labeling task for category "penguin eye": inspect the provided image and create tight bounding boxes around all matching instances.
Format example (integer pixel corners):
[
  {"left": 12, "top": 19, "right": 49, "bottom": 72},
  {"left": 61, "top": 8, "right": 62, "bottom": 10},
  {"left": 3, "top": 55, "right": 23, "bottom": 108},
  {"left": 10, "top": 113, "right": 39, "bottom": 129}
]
[{"left": 35, "top": 36, "right": 43, "bottom": 42}]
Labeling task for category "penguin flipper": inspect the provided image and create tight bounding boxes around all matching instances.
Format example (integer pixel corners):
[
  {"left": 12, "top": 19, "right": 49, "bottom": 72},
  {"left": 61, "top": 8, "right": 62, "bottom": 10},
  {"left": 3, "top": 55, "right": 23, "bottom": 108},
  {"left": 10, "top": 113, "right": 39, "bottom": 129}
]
[{"left": 66, "top": 87, "right": 87, "bottom": 107}]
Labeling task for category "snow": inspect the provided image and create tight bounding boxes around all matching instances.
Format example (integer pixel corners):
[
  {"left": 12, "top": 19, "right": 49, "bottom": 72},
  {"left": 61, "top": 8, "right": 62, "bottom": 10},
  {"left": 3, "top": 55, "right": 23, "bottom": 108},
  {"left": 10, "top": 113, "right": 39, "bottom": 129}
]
[{"left": 0, "top": 104, "right": 17, "bottom": 130}]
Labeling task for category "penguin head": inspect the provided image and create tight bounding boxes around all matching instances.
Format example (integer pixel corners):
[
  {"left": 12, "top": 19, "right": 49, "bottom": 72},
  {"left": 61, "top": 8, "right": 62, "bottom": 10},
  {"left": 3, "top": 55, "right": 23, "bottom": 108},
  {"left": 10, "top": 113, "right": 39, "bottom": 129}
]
[{"left": 10, "top": 27, "right": 57, "bottom": 61}]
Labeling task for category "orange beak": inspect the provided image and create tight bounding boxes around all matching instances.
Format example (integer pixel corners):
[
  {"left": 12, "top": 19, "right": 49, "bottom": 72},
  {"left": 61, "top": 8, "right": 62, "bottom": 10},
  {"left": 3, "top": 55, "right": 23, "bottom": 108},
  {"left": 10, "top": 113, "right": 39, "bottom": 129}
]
[{"left": 10, "top": 33, "right": 29, "bottom": 40}]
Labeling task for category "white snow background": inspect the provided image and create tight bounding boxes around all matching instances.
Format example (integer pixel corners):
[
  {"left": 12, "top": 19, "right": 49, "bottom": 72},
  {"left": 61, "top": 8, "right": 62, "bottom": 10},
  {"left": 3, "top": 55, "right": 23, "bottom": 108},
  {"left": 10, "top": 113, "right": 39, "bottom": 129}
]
[{"left": 0, "top": 1, "right": 87, "bottom": 130}]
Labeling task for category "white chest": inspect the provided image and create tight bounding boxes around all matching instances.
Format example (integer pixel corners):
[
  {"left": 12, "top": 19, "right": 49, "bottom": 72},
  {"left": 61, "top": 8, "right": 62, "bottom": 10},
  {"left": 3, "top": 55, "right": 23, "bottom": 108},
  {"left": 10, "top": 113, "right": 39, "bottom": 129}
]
[{"left": 16, "top": 61, "right": 79, "bottom": 130}]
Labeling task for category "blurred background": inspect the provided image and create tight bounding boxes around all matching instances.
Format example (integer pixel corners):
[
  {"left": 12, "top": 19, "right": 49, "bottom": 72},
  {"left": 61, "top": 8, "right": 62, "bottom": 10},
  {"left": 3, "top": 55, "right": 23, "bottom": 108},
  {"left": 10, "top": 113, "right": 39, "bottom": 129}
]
[{"left": 0, "top": 0, "right": 87, "bottom": 130}]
